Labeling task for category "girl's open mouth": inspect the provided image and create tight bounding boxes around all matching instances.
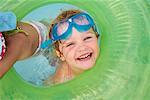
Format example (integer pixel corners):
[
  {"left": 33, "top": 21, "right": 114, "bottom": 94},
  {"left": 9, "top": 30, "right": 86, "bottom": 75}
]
[{"left": 76, "top": 52, "right": 93, "bottom": 61}]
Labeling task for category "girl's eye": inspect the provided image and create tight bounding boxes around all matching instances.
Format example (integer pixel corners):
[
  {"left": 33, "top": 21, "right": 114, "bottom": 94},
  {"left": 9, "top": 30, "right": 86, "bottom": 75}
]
[
  {"left": 84, "top": 36, "right": 92, "bottom": 41},
  {"left": 66, "top": 43, "right": 75, "bottom": 47}
]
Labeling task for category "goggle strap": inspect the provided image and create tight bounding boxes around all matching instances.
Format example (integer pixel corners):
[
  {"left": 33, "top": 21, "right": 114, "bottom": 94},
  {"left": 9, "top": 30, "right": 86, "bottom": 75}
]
[{"left": 41, "top": 39, "right": 53, "bottom": 49}]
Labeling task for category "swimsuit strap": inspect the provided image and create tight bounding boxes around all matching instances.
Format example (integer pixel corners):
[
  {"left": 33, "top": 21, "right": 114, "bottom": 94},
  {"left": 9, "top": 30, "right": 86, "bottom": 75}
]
[{"left": 3, "top": 22, "right": 29, "bottom": 36}]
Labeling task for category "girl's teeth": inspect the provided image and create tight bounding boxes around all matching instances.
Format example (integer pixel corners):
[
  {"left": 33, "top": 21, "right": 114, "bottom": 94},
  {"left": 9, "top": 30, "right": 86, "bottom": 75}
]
[
  {"left": 79, "top": 53, "right": 89, "bottom": 59},
  {"left": 77, "top": 53, "right": 92, "bottom": 60}
]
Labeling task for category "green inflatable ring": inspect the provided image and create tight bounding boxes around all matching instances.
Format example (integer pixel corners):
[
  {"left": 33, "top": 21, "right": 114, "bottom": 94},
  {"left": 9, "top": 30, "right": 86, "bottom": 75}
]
[{"left": 0, "top": 0, "right": 149, "bottom": 100}]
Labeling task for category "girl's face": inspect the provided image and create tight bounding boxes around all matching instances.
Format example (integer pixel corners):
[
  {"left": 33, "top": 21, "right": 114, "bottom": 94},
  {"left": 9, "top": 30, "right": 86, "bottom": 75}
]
[{"left": 58, "top": 27, "right": 99, "bottom": 73}]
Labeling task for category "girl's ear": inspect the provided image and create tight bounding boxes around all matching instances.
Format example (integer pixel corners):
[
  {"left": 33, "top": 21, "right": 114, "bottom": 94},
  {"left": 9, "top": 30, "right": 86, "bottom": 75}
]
[{"left": 55, "top": 50, "right": 65, "bottom": 61}]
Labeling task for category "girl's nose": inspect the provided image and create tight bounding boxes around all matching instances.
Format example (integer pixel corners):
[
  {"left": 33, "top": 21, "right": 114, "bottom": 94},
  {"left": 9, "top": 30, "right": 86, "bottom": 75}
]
[{"left": 77, "top": 44, "right": 88, "bottom": 52}]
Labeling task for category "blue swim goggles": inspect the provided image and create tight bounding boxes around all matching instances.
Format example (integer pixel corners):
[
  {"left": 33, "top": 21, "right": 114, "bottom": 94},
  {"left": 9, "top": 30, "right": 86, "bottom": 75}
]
[{"left": 41, "top": 12, "right": 98, "bottom": 49}]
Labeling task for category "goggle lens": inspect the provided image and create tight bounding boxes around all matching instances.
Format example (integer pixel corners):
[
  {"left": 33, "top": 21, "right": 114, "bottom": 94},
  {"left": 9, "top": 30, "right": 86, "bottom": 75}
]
[
  {"left": 57, "top": 22, "right": 69, "bottom": 36},
  {"left": 73, "top": 15, "right": 89, "bottom": 25}
]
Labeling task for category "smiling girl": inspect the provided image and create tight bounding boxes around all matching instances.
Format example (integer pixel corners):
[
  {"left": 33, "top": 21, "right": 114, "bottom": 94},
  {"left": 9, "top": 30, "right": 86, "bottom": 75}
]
[{"left": 44, "top": 10, "right": 100, "bottom": 85}]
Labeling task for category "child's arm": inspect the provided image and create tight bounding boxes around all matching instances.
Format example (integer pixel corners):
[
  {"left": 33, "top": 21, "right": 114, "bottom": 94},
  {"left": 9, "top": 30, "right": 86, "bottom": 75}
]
[{"left": 0, "top": 22, "right": 39, "bottom": 78}]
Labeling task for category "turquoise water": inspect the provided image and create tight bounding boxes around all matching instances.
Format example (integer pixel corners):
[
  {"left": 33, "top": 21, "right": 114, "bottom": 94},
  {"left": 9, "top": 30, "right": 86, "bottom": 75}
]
[{"left": 14, "top": 55, "right": 56, "bottom": 85}]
